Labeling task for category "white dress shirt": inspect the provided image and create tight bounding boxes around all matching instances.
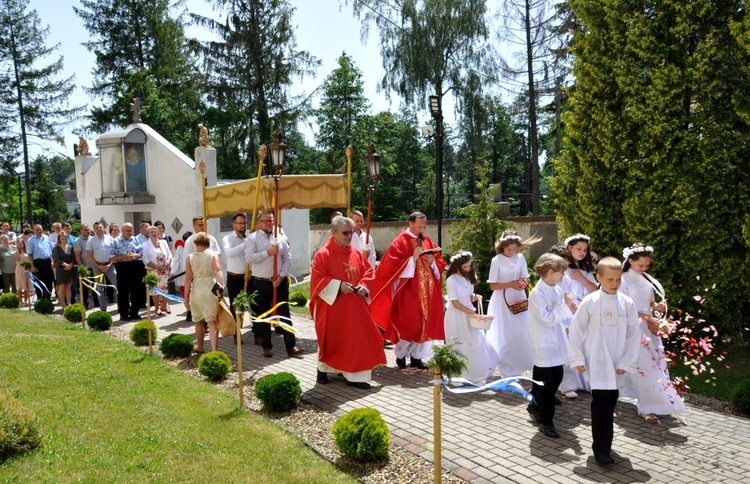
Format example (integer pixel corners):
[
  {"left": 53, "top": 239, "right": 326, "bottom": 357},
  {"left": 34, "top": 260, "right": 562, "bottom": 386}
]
[
  {"left": 223, "top": 231, "right": 247, "bottom": 275},
  {"left": 351, "top": 229, "right": 377, "bottom": 267}
]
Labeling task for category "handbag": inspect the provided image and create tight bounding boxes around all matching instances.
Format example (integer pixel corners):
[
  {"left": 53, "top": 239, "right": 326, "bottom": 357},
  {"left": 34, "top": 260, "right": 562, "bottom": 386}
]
[
  {"left": 215, "top": 295, "right": 236, "bottom": 337},
  {"left": 167, "top": 280, "right": 177, "bottom": 295},
  {"left": 503, "top": 288, "right": 528, "bottom": 314}
]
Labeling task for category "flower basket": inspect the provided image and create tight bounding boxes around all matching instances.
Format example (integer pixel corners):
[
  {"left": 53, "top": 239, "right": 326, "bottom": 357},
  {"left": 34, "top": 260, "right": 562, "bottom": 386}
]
[{"left": 469, "top": 301, "right": 493, "bottom": 330}]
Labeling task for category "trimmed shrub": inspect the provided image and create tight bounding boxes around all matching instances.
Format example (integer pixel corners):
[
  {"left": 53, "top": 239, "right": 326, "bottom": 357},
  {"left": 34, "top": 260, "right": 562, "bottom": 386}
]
[
  {"left": 0, "top": 387, "right": 43, "bottom": 459},
  {"left": 0, "top": 293, "right": 20, "bottom": 309},
  {"left": 87, "top": 311, "right": 113, "bottom": 331},
  {"left": 730, "top": 379, "right": 750, "bottom": 414},
  {"left": 289, "top": 292, "right": 307, "bottom": 308},
  {"left": 255, "top": 372, "right": 301, "bottom": 412},
  {"left": 198, "top": 351, "right": 232, "bottom": 381},
  {"left": 63, "top": 303, "right": 85, "bottom": 323},
  {"left": 129, "top": 320, "right": 158, "bottom": 346},
  {"left": 332, "top": 408, "right": 390, "bottom": 462},
  {"left": 159, "top": 334, "right": 194, "bottom": 358},
  {"left": 33, "top": 299, "right": 54, "bottom": 315}
]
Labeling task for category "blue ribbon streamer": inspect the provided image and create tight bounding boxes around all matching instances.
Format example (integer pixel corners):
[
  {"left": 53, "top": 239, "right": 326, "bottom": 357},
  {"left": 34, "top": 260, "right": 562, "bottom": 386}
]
[
  {"left": 441, "top": 376, "right": 540, "bottom": 402},
  {"left": 148, "top": 286, "right": 185, "bottom": 303},
  {"left": 27, "top": 271, "right": 51, "bottom": 296}
]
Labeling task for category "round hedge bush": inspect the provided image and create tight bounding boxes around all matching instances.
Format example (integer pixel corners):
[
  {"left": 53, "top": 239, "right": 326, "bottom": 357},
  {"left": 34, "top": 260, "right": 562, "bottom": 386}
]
[
  {"left": 254, "top": 372, "right": 301, "bottom": 412},
  {"left": 34, "top": 298, "right": 54, "bottom": 315},
  {"left": 730, "top": 379, "right": 750, "bottom": 414},
  {"left": 198, "top": 351, "right": 232, "bottom": 381},
  {"left": 0, "top": 387, "right": 43, "bottom": 459},
  {"left": 63, "top": 303, "right": 85, "bottom": 323},
  {"left": 159, "top": 334, "right": 194, "bottom": 358},
  {"left": 332, "top": 408, "right": 390, "bottom": 462},
  {"left": 129, "top": 320, "right": 158, "bottom": 346},
  {"left": 87, "top": 310, "right": 113, "bottom": 331},
  {"left": 0, "top": 292, "right": 20, "bottom": 309},
  {"left": 289, "top": 292, "right": 308, "bottom": 308}
]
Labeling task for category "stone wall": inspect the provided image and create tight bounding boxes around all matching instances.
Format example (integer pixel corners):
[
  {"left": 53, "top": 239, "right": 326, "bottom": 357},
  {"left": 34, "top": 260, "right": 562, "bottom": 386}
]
[{"left": 310, "top": 216, "right": 559, "bottom": 263}]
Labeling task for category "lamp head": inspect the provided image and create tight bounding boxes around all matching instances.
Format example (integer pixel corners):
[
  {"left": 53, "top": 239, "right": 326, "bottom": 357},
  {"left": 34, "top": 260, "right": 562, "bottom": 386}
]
[
  {"left": 270, "top": 127, "right": 286, "bottom": 174},
  {"left": 365, "top": 140, "right": 381, "bottom": 181}
]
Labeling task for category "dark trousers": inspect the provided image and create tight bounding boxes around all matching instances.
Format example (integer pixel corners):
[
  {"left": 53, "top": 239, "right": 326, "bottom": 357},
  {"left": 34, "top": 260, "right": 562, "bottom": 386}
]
[
  {"left": 591, "top": 389, "right": 619, "bottom": 457},
  {"left": 115, "top": 261, "right": 146, "bottom": 318},
  {"left": 33, "top": 258, "right": 54, "bottom": 300},
  {"left": 80, "top": 268, "right": 99, "bottom": 308},
  {"left": 227, "top": 273, "right": 251, "bottom": 321},
  {"left": 252, "top": 278, "right": 294, "bottom": 351},
  {"left": 531, "top": 365, "right": 564, "bottom": 426}
]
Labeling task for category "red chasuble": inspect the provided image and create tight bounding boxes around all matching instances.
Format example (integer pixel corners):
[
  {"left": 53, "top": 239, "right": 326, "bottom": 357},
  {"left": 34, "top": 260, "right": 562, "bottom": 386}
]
[
  {"left": 369, "top": 231, "right": 446, "bottom": 344},
  {"left": 310, "top": 238, "right": 386, "bottom": 373}
]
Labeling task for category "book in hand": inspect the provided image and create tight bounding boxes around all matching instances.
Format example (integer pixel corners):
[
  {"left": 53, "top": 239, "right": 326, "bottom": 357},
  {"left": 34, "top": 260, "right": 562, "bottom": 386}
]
[{"left": 419, "top": 247, "right": 441, "bottom": 255}]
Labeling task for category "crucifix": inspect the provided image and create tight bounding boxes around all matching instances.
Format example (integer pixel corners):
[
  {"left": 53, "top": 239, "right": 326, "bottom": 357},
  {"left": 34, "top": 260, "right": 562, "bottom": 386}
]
[{"left": 130, "top": 97, "right": 143, "bottom": 123}]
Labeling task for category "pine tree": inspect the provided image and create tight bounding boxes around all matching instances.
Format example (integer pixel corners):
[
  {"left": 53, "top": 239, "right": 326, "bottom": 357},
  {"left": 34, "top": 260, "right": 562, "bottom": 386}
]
[
  {"left": 74, "top": 0, "right": 202, "bottom": 155},
  {"left": 0, "top": 0, "right": 81, "bottom": 224}
]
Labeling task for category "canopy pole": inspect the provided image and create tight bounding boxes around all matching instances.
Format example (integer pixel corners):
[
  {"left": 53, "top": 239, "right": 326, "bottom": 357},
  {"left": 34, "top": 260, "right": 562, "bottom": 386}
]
[
  {"left": 346, "top": 145, "right": 353, "bottom": 216},
  {"left": 251, "top": 145, "right": 267, "bottom": 231}
]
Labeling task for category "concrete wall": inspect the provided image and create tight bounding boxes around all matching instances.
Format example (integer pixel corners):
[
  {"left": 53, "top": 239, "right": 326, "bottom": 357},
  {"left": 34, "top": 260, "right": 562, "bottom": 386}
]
[{"left": 310, "top": 215, "right": 559, "bottom": 263}]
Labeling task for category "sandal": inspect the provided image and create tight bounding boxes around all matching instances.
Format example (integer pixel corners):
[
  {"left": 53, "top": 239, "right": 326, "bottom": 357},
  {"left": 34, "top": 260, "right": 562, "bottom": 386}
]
[
  {"left": 638, "top": 413, "right": 660, "bottom": 423},
  {"left": 155, "top": 309, "right": 162, "bottom": 316},
  {"left": 193, "top": 345, "right": 205, "bottom": 354},
  {"left": 165, "top": 308, "right": 171, "bottom": 314}
]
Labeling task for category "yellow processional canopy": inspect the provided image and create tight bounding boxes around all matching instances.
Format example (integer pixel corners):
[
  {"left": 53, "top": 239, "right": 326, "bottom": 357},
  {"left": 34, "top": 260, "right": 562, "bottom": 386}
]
[{"left": 203, "top": 174, "right": 349, "bottom": 220}]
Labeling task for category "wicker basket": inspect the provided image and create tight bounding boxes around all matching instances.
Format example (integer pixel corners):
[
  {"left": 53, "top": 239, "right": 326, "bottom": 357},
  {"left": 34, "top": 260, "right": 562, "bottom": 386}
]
[{"left": 469, "top": 301, "right": 493, "bottom": 330}]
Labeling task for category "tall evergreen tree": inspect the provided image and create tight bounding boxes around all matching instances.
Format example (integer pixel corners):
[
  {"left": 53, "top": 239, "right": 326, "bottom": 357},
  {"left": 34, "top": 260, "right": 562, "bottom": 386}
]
[
  {"left": 0, "top": 0, "right": 80, "bottom": 224},
  {"left": 190, "top": 0, "right": 318, "bottom": 179},
  {"left": 31, "top": 156, "right": 68, "bottom": 228},
  {"left": 554, "top": 0, "right": 750, "bottom": 338},
  {"left": 74, "top": 0, "right": 202, "bottom": 155}
]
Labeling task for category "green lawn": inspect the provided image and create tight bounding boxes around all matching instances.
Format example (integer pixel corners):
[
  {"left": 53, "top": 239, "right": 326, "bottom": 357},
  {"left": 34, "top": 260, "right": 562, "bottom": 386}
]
[
  {"left": 289, "top": 280, "right": 310, "bottom": 316},
  {"left": 0, "top": 309, "right": 353, "bottom": 483},
  {"left": 670, "top": 343, "right": 750, "bottom": 401}
]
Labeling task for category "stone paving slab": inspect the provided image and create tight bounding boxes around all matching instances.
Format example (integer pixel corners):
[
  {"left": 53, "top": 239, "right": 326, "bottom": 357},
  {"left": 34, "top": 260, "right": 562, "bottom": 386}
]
[{"left": 101, "top": 300, "right": 750, "bottom": 483}]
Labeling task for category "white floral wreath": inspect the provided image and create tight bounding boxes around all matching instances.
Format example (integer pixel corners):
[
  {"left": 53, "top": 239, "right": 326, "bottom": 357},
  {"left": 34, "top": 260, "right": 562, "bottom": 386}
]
[
  {"left": 622, "top": 245, "right": 653, "bottom": 260},
  {"left": 498, "top": 235, "right": 522, "bottom": 243},
  {"left": 563, "top": 234, "right": 590, "bottom": 247},
  {"left": 450, "top": 251, "right": 472, "bottom": 263}
]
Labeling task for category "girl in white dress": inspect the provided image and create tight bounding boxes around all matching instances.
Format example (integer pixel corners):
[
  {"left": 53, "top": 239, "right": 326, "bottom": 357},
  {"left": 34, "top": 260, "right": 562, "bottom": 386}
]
[
  {"left": 559, "top": 234, "right": 598, "bottom": 398},
  {"left": 443, "top": 251, "right": 499, "bottom": 384},
  {"left": 486, "top": 230, "right": 540, "bottom": 378},
  {"left": 618, "top": 243, "right": 686, "bottom": 422}
]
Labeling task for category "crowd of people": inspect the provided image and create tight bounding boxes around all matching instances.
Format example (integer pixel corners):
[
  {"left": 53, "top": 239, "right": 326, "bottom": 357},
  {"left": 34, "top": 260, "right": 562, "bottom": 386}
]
[
  {"left": 309, "top": 214, "right": 685, "bottom": 467},
  {"left": 0, "top": 212, "right": 686, "bottom": 466}
]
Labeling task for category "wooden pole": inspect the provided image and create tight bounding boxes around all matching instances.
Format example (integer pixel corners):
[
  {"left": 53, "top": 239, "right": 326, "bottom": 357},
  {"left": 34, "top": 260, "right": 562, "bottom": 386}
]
[
  {"left": 345, "top": 145, "right": 353, "bottom": 216},
  {"left": 366, "top": 188, "right": 373, "bottom": 251},
  {"left": 146, "top": 287, "right": 153, "bottom": 355},
  {"left": 79, "top": 276, "right": 86, "bottom": 328},
  {"left": 272, "top": 177, "right": 279, "bottom": 312},
  {"left": 236, "top": 311, "right": 244, "bottom": 407},
  {"left": 433, "top": 367, "right": 442, "bottom": 484},
  {"left": 251, "top": 145, "right": 266, "bottom": 232}
]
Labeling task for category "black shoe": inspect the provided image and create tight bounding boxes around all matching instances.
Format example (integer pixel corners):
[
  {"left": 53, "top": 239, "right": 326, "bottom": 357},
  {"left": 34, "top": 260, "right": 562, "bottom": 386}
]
[
  {"left": 554, "top": 396, "right": 562, "bottom": 406},
  {"left": 185, "top": 311, "right": 192, "bottom": 322},
  {"left": 539, "top": 425, "right": 560, "bottom": 438},
  {"left": 120, "top": 315, "right": 131, "bottom": 322},
  {"left": 410, "top": 356, "right": 428, "bottom": 370},
  {"left": 130, "top": 314, "right": 142, "bottom": 321},
  {"left": 346, "top": 381, "right": 371, "bottom": 389},
  {"left": 595, "top": 454, "right": 615, "bottom": 465},
  {"left": 396, "top": 357, "right": 407, "bottom": 370},
  {"left": 527, "top": 404, "right": 542, "bottom": 423},
  {"left": 316, "top": 370, "right": 329, "bottom": 385}
]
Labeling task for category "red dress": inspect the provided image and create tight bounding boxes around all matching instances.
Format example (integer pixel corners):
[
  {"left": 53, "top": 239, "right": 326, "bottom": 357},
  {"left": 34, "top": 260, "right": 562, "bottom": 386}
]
[
  {"left": 310, "top": 238, "right": 386, "bottom": 373},
  {"left": 369, "top": 231, "right": 446, "bottom": 344}
]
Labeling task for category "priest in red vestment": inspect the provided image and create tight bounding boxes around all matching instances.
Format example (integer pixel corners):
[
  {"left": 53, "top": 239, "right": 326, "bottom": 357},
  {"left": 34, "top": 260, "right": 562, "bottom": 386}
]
[
  {"left": 310, "top": 216, "right": 386, "bottom": 389},
  {"left": 369, "top": 211, "right": 446, "bottom": 370}
]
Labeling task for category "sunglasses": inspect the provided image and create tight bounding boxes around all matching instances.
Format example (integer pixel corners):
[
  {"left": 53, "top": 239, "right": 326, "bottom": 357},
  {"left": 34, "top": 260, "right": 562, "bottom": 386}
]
[{"left": 340, "top": 230, "right": 354, "bottom": 236}]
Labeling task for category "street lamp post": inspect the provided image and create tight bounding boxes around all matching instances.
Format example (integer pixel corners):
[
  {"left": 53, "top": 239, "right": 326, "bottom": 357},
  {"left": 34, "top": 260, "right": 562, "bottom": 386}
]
[
  {"left": 269, "top": 127, "right": 286, "bottom": 311},
  {"left": 429, "top": 95, "right": 443, "bottom": 247},
  {"left": 364, "top": 140, "right": 381, "bottom": 252}
]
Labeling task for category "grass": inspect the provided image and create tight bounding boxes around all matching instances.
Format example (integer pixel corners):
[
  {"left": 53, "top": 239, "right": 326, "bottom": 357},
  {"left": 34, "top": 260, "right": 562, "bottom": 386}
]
[
  {"left": 670, "top": 342, "right": 750, "bottom": 401},
  {"left": 289, "top": 280, "right": 310, "bottom": 317},
  {"left": 0, "top": 309, "right": 353, "bottom": 483}
]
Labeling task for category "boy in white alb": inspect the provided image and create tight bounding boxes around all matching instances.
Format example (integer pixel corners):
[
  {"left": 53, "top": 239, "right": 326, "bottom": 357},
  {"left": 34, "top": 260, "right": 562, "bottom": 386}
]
[
  {"left": 567, "top": 257, "right": 640, "bottom": 466},
  {"left": 526, "top": 253, "right": 576, "bottom": 439}
]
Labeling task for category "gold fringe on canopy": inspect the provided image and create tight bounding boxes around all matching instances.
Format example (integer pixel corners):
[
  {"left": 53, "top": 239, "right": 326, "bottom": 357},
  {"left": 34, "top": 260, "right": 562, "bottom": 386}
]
[{"left": 204, "top": 174, "right": 349, "bottom": 219}]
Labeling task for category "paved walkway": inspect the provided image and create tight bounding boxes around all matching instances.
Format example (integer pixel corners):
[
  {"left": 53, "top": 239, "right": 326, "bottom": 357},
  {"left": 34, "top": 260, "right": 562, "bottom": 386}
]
[{"left": 103, "top": 300, "right": 749, "bottom": 483}]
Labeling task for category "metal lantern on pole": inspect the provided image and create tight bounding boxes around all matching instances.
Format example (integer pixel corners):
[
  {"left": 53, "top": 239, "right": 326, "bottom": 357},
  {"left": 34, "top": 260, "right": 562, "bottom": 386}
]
[
  {"left": 429, "top": 95, "right": 443, "bottom": 247},
  {"left": 269, "top": 128, "right": 286, "bottom": 311},
  {"left": 364, "top": 140, "right": 381, "bottom": 253}
]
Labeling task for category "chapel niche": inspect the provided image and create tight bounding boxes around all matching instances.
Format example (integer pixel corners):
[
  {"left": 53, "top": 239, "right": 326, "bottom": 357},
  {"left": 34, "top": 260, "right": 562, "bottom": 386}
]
[{"left": 95, "top": 127, "right": 155, "bottom": 205}]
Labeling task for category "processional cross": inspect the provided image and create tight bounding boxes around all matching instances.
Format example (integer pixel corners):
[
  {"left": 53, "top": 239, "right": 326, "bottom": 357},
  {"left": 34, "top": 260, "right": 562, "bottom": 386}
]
[{"left": 130, "top": 97, "right": 143, "bottom": 123}]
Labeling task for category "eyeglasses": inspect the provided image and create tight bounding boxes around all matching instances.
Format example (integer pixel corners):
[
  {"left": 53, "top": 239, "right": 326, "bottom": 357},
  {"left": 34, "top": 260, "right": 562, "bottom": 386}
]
[
  {"left": 258, "top": 219, "right": 273, "bottom": 224},
  {"left": 339, "top": 230, "right": 354, "bottom": 236}
]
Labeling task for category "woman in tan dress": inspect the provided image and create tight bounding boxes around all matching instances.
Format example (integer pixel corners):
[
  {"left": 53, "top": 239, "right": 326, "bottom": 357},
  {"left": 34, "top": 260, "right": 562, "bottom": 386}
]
[{"left": 184, "top": 232, "right": 224, "bottom": 353}]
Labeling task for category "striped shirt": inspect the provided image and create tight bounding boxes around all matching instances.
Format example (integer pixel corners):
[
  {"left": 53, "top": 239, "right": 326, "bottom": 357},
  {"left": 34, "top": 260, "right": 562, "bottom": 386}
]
[
  {"left": 109, "top": 235, "right": 143, "bottom": 260},
  {"left": 244, "top": 229, "right": 291, "bottom": 279}
]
